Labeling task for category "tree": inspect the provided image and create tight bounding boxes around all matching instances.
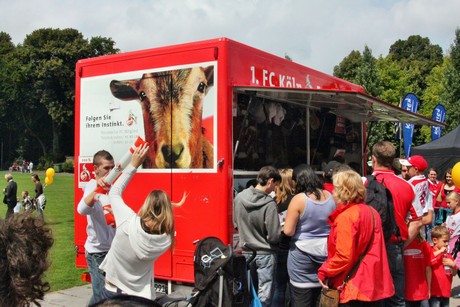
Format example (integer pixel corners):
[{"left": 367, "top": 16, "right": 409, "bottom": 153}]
[
  {"left": 376, "top": 55, "right": 410, "bottom": 103},
  {"left": 442, "top": 28, "right": 460, "bottom": 131},
  {"left": 383, "top": 35, "right": 444, "bottom": 148},
  {"left": 355, "top": 45, "right": 382, "bottom": 97},
  {"left": 389, "top": 35, "right": 443, "bottom": 96},
  {"left": 333, "top": 50, "right": 362, "bottom": 81},
  {"left": 0, "top": 32, "right": 14, "bottom": 56},
  {"left": 389, "top": 35, "right": 443, "bottom": 68},
  {"left": 419, "top": 59, "right": 449, "bottom": 142},
  {"left": 0, "top": 32, "right": 27, "bottom": 167},
  {"left": 0, "top": 28, "right": 119, "bottom": 165},
  {"left": 20, "top": 28, "right": 118, "bottom": 161}
]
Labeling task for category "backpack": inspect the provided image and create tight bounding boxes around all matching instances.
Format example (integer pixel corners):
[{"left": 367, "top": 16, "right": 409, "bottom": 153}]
[{"left": 365, "top": 175, "right": 400, "bottom": 241}]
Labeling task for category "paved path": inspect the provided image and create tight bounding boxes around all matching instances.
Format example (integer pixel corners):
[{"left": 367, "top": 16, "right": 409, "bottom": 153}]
[
  {"left": 39, "top": 284, "right": 190, "bottom": 306},
  {"left": 39, "top": 278, "right": 460, "bottom": 306},
  {"left": 39, "top": 284, "right": 93, "bottom": 306}
]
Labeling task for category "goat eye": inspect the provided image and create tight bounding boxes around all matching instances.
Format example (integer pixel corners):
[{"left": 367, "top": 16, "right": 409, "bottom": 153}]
[
  {"left": 139, "top": 91, "right": 147, "bottom": 101},
  {"left": 197, "top": 82, "right": 206, "bottom": 93}
]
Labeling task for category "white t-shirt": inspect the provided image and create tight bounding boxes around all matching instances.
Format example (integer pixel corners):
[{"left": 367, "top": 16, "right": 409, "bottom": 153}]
[
  {"left": 77, "top": 179, "right": 115, "bottom": 253},
  {"left": 446, "top": 210, "right": 460, "bottom": 238},
  {"left": 408, "top": 175, "right": 433, "bottom": 214}
]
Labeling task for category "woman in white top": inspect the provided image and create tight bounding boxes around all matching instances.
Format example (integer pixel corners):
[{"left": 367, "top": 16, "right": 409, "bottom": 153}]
[{"left": 99, "top": 144, "right": 180, "bottom": 300}]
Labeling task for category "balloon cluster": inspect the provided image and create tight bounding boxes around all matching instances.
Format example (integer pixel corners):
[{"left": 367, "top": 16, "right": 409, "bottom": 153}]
[
  {"left": 452, "top": 162, "right": 460, "bottom": 189},
  {"left": 45, "top": 168, "right": 55, "bottom": 186}
]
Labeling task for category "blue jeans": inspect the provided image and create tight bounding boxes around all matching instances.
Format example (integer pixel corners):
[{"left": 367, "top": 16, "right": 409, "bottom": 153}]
[
  {"left": 429, "top": 296, "right": 449, "bottom": 307},
  {"left": 438, "top": 207, "right": 452, "bottom": 224},
  {"left": 272, "top": 249, "right": 289, "bottom": 306},
  {"left": 86, "top": 251, "right": 108, "bottom": 305},
  {"left": 405, "top": 299, "right": 429, "bottom": 307},
  {"left": 37, "top": 204, "right": 44, "bottom": 219},
  {"left": 383, "top": 242, "right": 405, "bottom": 307},
  {"left": 101, "top": 286, "right": 120, "bottom": 300},
  {"left": 245, "top": 253, "right": 276, "bottom": 307}
]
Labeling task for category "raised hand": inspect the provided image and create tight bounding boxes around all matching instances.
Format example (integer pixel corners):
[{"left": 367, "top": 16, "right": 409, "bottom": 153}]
[{"left": 131, "top": 143, "right": 149, "bottom": 168}]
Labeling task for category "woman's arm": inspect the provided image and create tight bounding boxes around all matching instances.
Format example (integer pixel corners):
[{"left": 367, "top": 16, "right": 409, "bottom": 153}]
[
  {"left": 425, "top": 266, "right": 432, "bottom": 297},
  {"left": 319, "top": 213, "right": 355, "bottom": 281},
  {"left": 109, "top": 144, "right": 149, "bottom": 225},
  {"left": 283, "top": 193, "right": 305, "bottom": 237}
]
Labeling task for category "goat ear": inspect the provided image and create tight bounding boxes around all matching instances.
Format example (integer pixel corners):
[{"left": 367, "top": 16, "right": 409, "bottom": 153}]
[
  {"left": 110, "top": 80, "right": 139, "bottom": 100},
  {"left": 203, "top": 66, "right": 214, "bottom": 89}
]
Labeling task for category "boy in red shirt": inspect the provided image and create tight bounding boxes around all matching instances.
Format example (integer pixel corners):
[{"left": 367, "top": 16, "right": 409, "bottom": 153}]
[
  {"left": 430, "top": 225, "right": 458, "bottom": 307},
  {"left": 403, "top": 231, "right": 432, "bottom": 306}
]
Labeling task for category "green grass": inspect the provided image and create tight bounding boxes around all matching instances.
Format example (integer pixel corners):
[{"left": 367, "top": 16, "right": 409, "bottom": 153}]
[{"left": 0, "top": 171, "right": 86, "bottom": 291}]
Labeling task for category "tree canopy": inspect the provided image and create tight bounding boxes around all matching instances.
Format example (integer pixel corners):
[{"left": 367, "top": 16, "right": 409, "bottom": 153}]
[
  {"left": 0, "top": 28, "right": 118, "bottom": 168},
  {"left": 0, "top": 28, "right": 458, "bottom": 168},
  {"left": 333, "top": 32, "right": 460, "bottom": 156}
]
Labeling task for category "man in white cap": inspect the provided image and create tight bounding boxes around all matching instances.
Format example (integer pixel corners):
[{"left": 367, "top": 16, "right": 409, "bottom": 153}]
[{"left": 400, "top": 155, "right": 433, "bottom": 240}]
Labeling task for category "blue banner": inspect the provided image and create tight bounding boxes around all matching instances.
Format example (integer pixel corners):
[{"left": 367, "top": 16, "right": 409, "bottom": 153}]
[
  {"left": 431, "top": 104, "right": 446, "bottom": 141},
  {"left": 402, "top": 93, "right": 419, "bottom": 157}
]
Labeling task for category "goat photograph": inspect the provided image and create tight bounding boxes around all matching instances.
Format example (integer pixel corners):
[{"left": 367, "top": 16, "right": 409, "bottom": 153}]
[{"left": 78, "top": 63, "right": 216, "bottom": 178}]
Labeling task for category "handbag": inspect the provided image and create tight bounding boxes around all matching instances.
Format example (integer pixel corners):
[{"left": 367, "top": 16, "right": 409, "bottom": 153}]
[
  {"left": 3, "top": 194, "right": 7, "bottom": 204},
  {"left": 319, "top": 288, "right": 340, "bottom": 307},
  {"left": 319, "top": 207, "right": 376, "bottom": 307}
]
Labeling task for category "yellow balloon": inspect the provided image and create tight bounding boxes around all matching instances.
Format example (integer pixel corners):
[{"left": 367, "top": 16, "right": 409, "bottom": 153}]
[
  {"left": 452, "top": 162, "right": 460, "bottom": 189},
  {"left": 46, "top": 168, "right": 55, "bottom": 177},
  {"left": 45, "top": 176, "right": 53, "bottom": 185}
]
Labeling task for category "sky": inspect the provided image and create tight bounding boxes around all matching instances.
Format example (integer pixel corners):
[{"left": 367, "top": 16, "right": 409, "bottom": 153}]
[{"left": 1, "top": 0, "right": 459, "bottom": 74}]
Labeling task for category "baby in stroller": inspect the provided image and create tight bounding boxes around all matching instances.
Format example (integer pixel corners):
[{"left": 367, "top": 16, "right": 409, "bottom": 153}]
[{"left": 22, "top": 191, "right": 35, "bottom": 212}]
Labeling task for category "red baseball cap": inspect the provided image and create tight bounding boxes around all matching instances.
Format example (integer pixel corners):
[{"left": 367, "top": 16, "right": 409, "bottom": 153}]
[{"left": 399, "top": 155, "right": 428, "bottom": 172}]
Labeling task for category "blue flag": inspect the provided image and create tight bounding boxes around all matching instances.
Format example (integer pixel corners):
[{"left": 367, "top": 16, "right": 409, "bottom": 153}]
[
  {"left": 431, "top": 104, "right": 446, "bottom": 141},
  {"left": 401, "top": 93, "right": 419, "bottom": 157}
]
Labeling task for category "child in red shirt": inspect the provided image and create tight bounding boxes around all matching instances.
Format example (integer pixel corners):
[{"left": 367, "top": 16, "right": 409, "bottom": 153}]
[
  {"left": 430, "top": 225, "right": 458, "bottom": 307},
  {"left": 403, "top": 231, "right": 433, "bottom": 306}
]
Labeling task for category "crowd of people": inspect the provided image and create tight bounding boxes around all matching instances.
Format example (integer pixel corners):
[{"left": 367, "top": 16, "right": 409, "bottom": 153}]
[
  {"left": 233, "top": 140, "right": 460, "bottom": 307},
  {"left": 73, "top": 140, "right": 460, "bottom": 306},
  {"left": 4, "top": 138, "right": 460, "bottom": 306},
  {"left": 2, "top": 172, "right": 45, "bottom": 219},
  {"left": 9, "top": 160, "right": 34, "bottom": 173}
]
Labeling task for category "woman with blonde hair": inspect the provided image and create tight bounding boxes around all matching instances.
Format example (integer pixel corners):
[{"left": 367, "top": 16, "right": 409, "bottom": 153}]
[
  {"left": 318, "top": 170, "right": 394, "bottom": 306},
  {"left": 272, "top": 168, "right": 295, "bottom": 306},
  {"left": 99, "top": 143, "right": 181, "bottom": 300},
  {"left": 275, "top": 168, "right": 295, "bottom": 222}
]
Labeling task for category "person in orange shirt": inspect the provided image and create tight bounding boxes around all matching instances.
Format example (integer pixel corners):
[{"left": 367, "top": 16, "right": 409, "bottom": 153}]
[{"left": 318, "top": 169, "right": 394, "bottom": 305}]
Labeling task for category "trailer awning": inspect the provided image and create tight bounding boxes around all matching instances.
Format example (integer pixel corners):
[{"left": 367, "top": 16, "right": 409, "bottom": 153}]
[{"left": 236, "top": 87, "right": 446, "bottom": 127}]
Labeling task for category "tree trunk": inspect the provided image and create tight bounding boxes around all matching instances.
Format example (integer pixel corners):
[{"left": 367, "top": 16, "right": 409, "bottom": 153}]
[
  {"left": 20, "top": 108, "right": 47, "bottom": 157},
  {"left": 52, "top": 121, "right": 64, "bottom": 162}
]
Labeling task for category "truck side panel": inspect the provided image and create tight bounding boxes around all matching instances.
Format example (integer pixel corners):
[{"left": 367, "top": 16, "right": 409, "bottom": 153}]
[{"left": 75, "top": 42, "right": 232, "bottom": 283}]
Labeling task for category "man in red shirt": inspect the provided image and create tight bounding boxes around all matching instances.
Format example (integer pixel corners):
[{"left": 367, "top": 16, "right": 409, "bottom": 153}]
[{"left": 370, "top": 141, "right": 423, "bottom": 307}]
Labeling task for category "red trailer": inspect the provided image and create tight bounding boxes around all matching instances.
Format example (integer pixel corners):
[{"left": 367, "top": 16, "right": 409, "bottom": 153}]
[{"left": 74, "top": 37, "right": 439, "bottom": 290}]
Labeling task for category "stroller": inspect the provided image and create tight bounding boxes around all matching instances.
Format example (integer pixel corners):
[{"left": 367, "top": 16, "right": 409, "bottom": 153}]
[
  {"left": 190, "top": 237, "right": 255, "bottom": 307},
  {"left": 451, "top": 236, "right": 460, "bottom": 278}
]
